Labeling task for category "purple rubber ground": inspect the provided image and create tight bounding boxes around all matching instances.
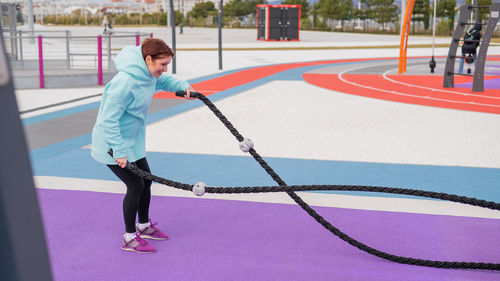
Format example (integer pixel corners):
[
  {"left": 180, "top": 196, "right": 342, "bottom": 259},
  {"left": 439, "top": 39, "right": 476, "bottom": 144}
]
[
  {"left": 456, "top": 77, "right": 500, "bottom": 89},
  {"left": 38, "top": 189, "right": 500, "bottom": 281}
]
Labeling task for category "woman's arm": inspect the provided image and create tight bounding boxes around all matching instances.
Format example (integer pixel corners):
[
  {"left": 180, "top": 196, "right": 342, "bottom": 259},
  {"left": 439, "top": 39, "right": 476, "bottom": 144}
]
[
  {"left": 100, "top": 79, "right": 132, "bottom": 165},
  {"left": 156, "top": 73, "right": 191, "bottom": 93}
]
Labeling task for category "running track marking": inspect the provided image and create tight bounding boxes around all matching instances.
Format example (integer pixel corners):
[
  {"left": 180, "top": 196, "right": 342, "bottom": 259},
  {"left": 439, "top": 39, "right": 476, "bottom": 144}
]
[
  {"left": 382, "top": 68, "right": 500, "bottom": 100},
  {"left": 337, "top": 66, "right": 500, "bottom": 108}
]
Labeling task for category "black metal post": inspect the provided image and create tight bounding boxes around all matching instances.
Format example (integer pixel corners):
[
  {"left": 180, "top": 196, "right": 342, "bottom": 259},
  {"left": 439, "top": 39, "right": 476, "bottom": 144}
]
[
  {"left": 218, "top": 0, "right": 223, "bottom": 70},
  {"left": 169, "top": 0, "right": 176, "bottom": 74},
  {"left": 443, "top": 5, "right": 472, "bottom": 88},
  {"left": 472, "top": 3, "right": 500, "bottom": 92}
]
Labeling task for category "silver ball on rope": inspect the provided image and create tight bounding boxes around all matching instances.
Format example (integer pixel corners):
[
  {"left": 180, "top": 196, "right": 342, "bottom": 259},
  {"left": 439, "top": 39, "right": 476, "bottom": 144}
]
[
  {"left": 239, "top": 138, "right": 254, "bottom": 153},
  {"left": 193, "top": 182, "right": 206, "bottom": 196}
]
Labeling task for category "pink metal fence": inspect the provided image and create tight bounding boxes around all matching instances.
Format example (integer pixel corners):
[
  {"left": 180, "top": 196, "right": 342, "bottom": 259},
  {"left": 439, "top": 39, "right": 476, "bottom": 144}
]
[
  {"left": 32, "top": 32, "right": 152, "bottom": 88},
  {"left": 37, "top": 36, "right": 44, "bottom": 88},
  {"left": 98, "top": 35, "right": 103, "bottom": 86}
]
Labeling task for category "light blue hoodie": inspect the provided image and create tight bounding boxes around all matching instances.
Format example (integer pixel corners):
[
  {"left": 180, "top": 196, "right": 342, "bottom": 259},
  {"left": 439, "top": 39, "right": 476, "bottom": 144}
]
[{"left": 91, "top": 45, "right": 190, "bottom": 164}]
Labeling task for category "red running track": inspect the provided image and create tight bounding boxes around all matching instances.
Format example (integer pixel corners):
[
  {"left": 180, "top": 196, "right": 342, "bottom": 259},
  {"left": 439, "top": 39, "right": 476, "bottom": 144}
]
[{"left": 303, "top": 73, "right": 500, "bottom": 114}]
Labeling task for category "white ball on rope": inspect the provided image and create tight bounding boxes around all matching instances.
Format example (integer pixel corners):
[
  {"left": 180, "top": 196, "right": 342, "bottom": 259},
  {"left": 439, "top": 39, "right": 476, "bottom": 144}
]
[
  {"left": 193, "top": 182, "right": 206, "bottom": 196},
  {"left": 239, "top": 138, "right": 254, "bottom": 153}
]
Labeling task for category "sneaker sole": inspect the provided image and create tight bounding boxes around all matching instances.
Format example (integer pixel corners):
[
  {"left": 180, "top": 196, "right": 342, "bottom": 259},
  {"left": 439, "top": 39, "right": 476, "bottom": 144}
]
[
  {"left": 140, "top": 235, "right": 168, "bottom": 240},
  {"left": 121, "top": 247, "right": 157, "bottom": 253}
]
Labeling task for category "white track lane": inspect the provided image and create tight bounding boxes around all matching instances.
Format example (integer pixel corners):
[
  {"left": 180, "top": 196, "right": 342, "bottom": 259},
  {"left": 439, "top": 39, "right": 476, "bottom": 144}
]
[
  {"left": 382, "top": 67, "right": 500, "bottom": 100},
  {"left": 338, "top": 66, "right": 500, "bottom": 108}
]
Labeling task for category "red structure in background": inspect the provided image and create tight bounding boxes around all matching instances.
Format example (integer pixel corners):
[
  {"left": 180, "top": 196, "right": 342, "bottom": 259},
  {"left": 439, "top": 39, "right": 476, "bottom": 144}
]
[{"left": 256, "top": 4, "right": 301, "bottom": 41}]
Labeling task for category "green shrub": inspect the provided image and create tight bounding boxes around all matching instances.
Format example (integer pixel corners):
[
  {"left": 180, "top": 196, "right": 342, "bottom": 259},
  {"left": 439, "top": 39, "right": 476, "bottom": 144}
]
[{"left": 436, "top": 18, "right": 451, "bottom": 36}]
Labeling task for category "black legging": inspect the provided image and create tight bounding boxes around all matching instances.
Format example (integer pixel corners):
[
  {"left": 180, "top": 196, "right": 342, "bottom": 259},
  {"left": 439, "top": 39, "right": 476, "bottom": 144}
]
[{"left": 108, "top": 157, "right": 152, "bottom": 233}]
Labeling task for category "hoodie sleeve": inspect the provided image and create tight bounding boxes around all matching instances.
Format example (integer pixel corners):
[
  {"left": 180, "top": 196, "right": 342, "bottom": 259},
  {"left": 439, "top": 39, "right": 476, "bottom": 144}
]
[
  {"left": 473, "top": 30, "right": 481, "bottom": 48},
  {"left": 101, "top": 77, "right": 132, "bottom": 158},
  {"left": 156, "top": 73, "right": 190, "bottom": 92}
]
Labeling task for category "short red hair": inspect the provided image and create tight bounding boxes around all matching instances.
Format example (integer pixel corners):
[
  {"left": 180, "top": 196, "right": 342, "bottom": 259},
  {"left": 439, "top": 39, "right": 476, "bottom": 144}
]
[{"left": 141, "top": 38, "right": 174, "bottom": 61}]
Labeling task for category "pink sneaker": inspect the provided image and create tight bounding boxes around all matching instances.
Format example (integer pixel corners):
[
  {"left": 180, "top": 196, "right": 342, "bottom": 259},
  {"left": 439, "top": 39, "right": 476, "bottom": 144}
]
[
  {"left": 136, "top": 219, "right": 169, "bottom": 240},
  {"left": 121, "top": 234, "right": 157, "bottom": 253}
]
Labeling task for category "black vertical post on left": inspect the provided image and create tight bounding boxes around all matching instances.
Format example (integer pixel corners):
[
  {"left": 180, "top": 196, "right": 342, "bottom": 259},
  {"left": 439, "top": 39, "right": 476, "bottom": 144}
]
[
  {"left": 0, "top": 31, "right": 53, "bottom": 281},
  {"left": 218, "top": 0, "right": 223, "bottom": 70},
  {"left": 169, "top": 0, "right": 176, "bottom": 74}
]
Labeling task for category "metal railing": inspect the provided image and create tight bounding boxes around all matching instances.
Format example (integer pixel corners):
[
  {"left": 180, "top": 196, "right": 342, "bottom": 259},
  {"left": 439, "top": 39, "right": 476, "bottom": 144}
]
[
  {"left": 2, "top": 30, "right": 152, "bottom": 88},
  {"left": 3, "top": 30, "right": 151, "bottom": 69}
]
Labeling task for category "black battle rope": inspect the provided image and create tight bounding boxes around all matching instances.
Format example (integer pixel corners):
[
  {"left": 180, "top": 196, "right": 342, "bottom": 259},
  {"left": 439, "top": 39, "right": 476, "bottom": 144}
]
[{"left": 115, "top": 91, "right": 500, "bottom": 270}]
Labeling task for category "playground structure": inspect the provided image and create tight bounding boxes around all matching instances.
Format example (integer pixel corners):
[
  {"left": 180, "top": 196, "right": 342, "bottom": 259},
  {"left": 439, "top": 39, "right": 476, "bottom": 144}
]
[
  {"left": 443, "top": 3, "right": 500, "bottom": 92},
  {"left": 399, "top": 2, "right": 500, "bottom": 92}
]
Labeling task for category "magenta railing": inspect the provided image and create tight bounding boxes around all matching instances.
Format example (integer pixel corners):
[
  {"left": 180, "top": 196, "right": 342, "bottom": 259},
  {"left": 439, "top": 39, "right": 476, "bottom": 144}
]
[
  {"left": 97, "top": 36, "right": 103, "bottom": 86},
  {"left": 38, "top": 36, "right": 44, "bottom": 88},
  {"left": 34, "top": 32, "right": 153, "bottom": 88}
]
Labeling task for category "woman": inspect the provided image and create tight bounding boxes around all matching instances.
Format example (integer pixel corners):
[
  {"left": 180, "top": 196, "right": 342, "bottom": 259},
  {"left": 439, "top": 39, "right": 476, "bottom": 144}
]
[{"left": 91, "top": 38, "right": 193, "bottom": 253}]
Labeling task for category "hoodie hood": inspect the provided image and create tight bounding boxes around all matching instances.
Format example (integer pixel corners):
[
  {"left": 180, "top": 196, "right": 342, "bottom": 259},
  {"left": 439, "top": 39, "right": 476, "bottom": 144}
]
[
  {"left": 114, "top": 46, "right": 153, "bottom": 82},
  {"left": 474, "top": 24, "right": 482, "bottom": 31}
]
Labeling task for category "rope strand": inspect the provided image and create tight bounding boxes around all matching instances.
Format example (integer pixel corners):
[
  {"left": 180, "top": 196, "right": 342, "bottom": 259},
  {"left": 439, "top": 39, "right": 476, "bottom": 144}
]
[{"left": 123, "top": 91, "right": 500, "bottom": 270}]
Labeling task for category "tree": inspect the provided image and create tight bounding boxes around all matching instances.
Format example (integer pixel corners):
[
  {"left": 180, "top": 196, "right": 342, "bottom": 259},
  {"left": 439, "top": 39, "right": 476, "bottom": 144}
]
[
  {"left": 224, "top": 0, "right": 266, "bottom": 19},
  {"left": 188, "top": 1, "right": 217, "bottom": 19},
  {"left": 175, "top": 10, "right": 184, "bottom": 24},
  {"left": 281, "top": 0, "right": 310, "bottom": 19},
  {"left": 361, "top": 0, "right": 397, "bottom": 32},
  {"left": 372, "top": 0, "right": 398, "bottom": 31},
  {"left": 316, "top": 0, "right": 354, "bottom": 28},
  {"left": 437, "top": 0, "right": 456, "bottom": 34},
  {"left": 412, "top": 0, "right": 431, "bottom": 31},
  {"left": 311, "top": 2, "right": 320, "bottom": 28},
  {"left": 359, "top": 0, "right": 375, "bottom": 30}
]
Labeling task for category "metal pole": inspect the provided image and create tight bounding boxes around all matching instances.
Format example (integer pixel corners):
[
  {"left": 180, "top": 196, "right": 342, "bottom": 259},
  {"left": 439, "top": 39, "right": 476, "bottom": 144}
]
[
  {"left": 164, "top": 0, "right": 170, "bottom": 28},
  {"left": 98, "top": 35, "right": 103, "bottom": 86},
  {"left": 432, "top": 0, "right": 436, "bottom": 57},
  {"left": 400, "top": 0, "right": 406, "bottom": 35},
  {"left": 107, "top": 33, "right": 112, "bottom": 70},
  {"left": 66, "top": 30, "right": 70, "bottom": 69},
  {"left": 9, "top": 5, "right": 17, "bottom": 59},
  {"left": 169, "top": 0, "right": 176, "bottom": 74},
  {"left": 470, "top": 0, "right": 474, "bottom": 23},
  {"left": 27, "top": 0, "right": 34, "bottom": 43},
  {"left": 218, "top": 0, "right": 223, "bottom": 70},
  {"left": 18, "top": 30, "right": 23, "bottom": 61},
  {"left": 429, "top": 0, "right": 436, "bottom": 73},
  {"left": 140, "top": 0, "right": 144, "bottom": 25},
  {"left": 38, "top": 35, "right": 44, "bottom": 88},
  {"left": 357, "top": 0, "right": 361, "bottom": 29}
]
